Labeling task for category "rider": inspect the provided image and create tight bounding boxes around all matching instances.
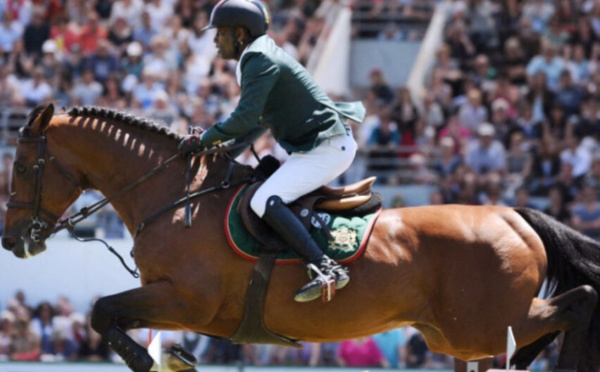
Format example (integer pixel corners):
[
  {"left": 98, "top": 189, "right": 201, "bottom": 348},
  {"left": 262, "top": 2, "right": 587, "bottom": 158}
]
[{"left": 178, "top": 0, "right": 365, "bottom": 302}]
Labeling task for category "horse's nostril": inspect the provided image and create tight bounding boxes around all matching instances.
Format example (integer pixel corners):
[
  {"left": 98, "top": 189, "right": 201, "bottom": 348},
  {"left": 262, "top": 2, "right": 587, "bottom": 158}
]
[{"left": 2, "top": 236, "right": 16, "bottom": 250}]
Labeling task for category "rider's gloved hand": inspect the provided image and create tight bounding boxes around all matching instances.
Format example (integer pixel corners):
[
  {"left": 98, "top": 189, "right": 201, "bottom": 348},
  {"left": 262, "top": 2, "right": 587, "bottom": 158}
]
[{"left": 178, "top": 134, "right": 204, "bottom": 156}]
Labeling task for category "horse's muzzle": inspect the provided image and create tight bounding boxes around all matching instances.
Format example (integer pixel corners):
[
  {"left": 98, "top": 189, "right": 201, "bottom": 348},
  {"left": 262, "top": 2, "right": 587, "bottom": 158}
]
[{"left": 2, "top": 236, "right": 16, "bottom": 250}]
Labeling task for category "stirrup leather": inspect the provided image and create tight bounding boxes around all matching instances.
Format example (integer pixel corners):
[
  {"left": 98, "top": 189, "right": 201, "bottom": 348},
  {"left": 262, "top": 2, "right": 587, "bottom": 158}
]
[{"left": 307, "top": 262, "right": 336, "bottom": 303}]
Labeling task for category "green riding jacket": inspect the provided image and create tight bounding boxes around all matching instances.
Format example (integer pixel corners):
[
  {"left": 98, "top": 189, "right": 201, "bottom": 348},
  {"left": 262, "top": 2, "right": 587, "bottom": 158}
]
[{"left": 201, "top": 35, "right": 365, "bottom": 153}]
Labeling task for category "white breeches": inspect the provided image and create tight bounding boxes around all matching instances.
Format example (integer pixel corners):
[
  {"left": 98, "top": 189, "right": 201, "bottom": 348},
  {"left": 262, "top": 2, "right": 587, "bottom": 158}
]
[{"left": 250, "top": 131, "right": 357, "bottom": 217}]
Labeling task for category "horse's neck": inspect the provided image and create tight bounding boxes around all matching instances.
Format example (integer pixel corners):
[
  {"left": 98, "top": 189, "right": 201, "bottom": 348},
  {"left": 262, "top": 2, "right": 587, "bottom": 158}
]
[{"left": 52, "top": 118, "right": 184, "bottom": 231}]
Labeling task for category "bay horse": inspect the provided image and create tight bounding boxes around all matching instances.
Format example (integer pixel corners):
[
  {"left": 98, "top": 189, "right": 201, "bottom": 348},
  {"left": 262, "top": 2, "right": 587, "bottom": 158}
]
[{"left": 3, "top": 104, "right": 600, "bottom": 372}]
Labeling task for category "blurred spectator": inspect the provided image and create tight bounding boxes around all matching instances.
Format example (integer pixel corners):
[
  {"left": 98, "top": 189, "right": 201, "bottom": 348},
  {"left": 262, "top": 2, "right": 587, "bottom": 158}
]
[
  {"left": 554, "top": 69, "right": 585, "bottom": 118},
  {"left": 526, "top": 40, "right": 565, "bottom": 91},
  {"left": 543, "top": 184, "right": 571, "bottom": 225},
  {"left": 404, "top": 329, "right": 428, "bottom": 368},
  {"left": 133, "top": 11, "right": 158, "bottom": 50},
  {"left": 434, "top": 43, "right": 463, "bottom": 98},
  {"left": 505, "top": 131, "right": 533, "bottom": 196},
  {"left": 0, "top": 311, "right": 15, "bottom": 360},
  {"left": 432, "top": 137, "right": 462, "bottom": 177},
  {"left": 145, "top": 0, "right": 173, "bottom": 29},
  {"left": 511, "top": 185, "right": 536, "bottom": 208},
  {"left": 77, "top": 315, "right": 109, "bottom": 362},
  {"left": 22, "top": 7, "right": 50, "bottom": 58},
  {"left": 560, "top": 135, "right": 592, "bottom": 179},
  {"left": 29, "top": 301, "right": 56, "bottom": 356},
  {"left": 78, "top": 12, "right": 107, "bottom": 55},
  {"left": 571, "top": 184, "right": 600, "bottom": 239},
  {"left": 85, "top": 39, "right": 120, "bottom": 85},
  {"left": 465, "top": 122, "right": 506, "bottom": 176},
  {"left": 501, "top": 37, "right": 528, "bottom": 85},
  {"left": 525, "top": 71, "right": 555, "bottom": 125},
  {"left": 368, "top": 68, "right": 394, "bottom": 106},
  {"left": 109, "top": 0, "right": 144, "bottom": 29},
  {"left": 62, "top": 43, "right": 86, "bottom": 80},
  {"left": 0, "top": 10, "right": 23, "bottom": 54},
  {"left": 373, "top": 328, "right": 406, "bottom": 368},
  {"left": 10, "top": 316, "right": 40, "bottom": 361},
  {"left": 521, "top": 0, "right": 555, "bottom": 35},
  {"left": 20, "top": 66, "right": 52, "bottom": 106},
  {"left": 72, "top": 68, "right": 103, "bottom": 106},
  {"left": 143, "top": 34, "right": 177, "bottom": 82},
  {"left": 0, "top": 65, "right": 20, "bottom": 105},
  {"left": 464, "top": 0, "right": 497, "bottom": 53},
  {"left": 336, "top": 336, "right": 389, "bottom": 368},
  {"left": 146, "top": 89, "right": 178, "bottom": 125},
  {"left": 49, "top": 15, "right": 77, "bottom": 56},
  {"left": 529, "top": 137, "right": 562, "bottom": 196},
  {"left": 569, "top": 17, "right": 597, "bottom": 58},
  {"left": 108, "top": 16, "right": 134, "bottom": 54},
  {"left": 566, "top": 43, "right": 591, "bottom": 86},
  {"left": 438, "top": 113, "right": 471, "bottom": 155},
  {"left": 132, "top": 67, "right": 164, "bottom": 110},
  {"left": 489, "top": 97, "right": 515, "bottom": 145},
  {"left": 367, "top": 106, "right": 400, "bottom": 184},
  {"left": 458, "top": 88, "right": 488, "bottom": 132}
]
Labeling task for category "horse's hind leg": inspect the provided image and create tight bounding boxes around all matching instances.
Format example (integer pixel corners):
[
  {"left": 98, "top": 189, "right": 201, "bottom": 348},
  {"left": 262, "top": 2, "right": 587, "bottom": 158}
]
[
  {"left": 515, "top": 285, "right": 597, "bottom": 371},
  {"left": 91, "top": 281, "right": 203, "bottom": 372}
]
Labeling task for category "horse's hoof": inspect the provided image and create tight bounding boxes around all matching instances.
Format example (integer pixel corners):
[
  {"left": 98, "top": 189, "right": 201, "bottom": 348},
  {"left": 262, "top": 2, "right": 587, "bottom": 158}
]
[{"left": 129, "top": 353, "right": 154, "bottom": 372}]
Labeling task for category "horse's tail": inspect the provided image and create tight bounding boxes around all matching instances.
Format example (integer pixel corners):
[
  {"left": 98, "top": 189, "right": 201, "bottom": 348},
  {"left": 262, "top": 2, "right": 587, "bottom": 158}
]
[{"left": 515, "top": 207, "right": 600, "bottom": 370}]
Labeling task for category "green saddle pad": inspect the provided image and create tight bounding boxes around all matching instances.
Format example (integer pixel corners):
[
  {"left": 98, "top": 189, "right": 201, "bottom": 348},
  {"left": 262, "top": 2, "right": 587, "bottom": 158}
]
[{"left": 225, "top": 185, "right": 381, "bottom": 264}]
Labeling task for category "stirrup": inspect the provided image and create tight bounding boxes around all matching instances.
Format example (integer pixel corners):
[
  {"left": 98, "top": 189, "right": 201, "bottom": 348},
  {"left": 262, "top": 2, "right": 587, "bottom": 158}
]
[{"left": 294, "top": 263, "right": 336, "bottom": 303}]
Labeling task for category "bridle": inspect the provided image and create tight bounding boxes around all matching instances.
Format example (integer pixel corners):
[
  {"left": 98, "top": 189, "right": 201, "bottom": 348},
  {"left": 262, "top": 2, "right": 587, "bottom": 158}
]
[
  {"left": 6, "top": 133, "right": 81, "bottom": 243},
  {"left": 6, "top": 130, "right": 253, "bottom": 246}
]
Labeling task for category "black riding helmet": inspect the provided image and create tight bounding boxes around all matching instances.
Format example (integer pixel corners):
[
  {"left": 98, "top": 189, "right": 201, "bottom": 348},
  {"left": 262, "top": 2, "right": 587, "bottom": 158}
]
[{"left": 203, "top": 0, "right": 270, "bottom": 37}]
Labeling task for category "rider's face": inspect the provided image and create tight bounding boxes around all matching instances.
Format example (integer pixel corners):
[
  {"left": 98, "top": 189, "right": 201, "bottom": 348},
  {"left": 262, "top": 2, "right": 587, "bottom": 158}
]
[{"left": 214, "top": 27, "right": 237, "bottom": 60}]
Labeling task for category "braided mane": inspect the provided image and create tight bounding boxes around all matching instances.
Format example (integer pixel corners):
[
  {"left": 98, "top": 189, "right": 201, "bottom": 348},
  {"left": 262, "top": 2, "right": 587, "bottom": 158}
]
[{"left": 68, "top": 106, "right": 183, "bottom": 141}]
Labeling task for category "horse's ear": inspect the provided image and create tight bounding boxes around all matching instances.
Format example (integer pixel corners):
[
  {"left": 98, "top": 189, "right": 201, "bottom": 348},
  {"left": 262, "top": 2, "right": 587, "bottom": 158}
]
[{"left": 30, "top": 103, "right": 54, "bottom": 136}]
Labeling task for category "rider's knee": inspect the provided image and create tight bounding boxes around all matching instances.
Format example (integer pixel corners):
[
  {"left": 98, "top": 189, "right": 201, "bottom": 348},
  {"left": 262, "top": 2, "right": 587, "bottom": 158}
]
[{"left": 251, "top": 193, "right": 283, "bottom": 218}]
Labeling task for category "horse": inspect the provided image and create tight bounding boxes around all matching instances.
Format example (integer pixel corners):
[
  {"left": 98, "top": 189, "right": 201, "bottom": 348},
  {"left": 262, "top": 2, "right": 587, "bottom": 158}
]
[{"left": 3, "top": 103, "right": 600, "bottom": 372}]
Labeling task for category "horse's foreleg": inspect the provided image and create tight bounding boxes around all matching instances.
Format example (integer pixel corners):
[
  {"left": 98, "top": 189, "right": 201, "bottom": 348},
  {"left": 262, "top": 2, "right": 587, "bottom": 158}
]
[
  {"left": 510, "top": 332, "right": 558, "bottom": 369},
  {"left": 91, "top": 281, "right": 197, "bottom": 372}
]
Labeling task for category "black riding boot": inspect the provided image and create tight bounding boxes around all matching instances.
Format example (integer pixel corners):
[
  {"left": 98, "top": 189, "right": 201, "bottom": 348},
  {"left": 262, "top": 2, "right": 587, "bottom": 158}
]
[{"left": 262, "top": 196, "right": 349, "bottom": 302}]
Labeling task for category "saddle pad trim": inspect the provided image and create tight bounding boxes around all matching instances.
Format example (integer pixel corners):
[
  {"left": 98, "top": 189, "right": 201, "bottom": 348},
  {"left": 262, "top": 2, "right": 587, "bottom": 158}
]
[{"left": 224, "top": 185, "right": 381, "bottom": 265}]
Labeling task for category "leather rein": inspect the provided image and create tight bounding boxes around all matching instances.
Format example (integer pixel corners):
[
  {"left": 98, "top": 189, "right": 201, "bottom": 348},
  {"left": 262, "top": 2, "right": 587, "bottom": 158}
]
[{"left": 7, "top": 133, "right": 250, "bottom": 276}]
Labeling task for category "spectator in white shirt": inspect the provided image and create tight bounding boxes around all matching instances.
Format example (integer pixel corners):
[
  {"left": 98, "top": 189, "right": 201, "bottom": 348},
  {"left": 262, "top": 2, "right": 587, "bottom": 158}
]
[
  {"left": 72, "top": 68, "right": 104, "bottom": 106},
  {"left": 0, "top": 11, "right": 23, "bottom": 53},
  {"left": 20, "top": 67, "right": 52, "bottom": 106}
]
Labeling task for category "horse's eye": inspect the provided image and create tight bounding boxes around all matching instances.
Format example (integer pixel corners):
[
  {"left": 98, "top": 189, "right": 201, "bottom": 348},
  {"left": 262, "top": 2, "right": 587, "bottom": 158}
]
[{"left": 15, "top": 163, "right": 27, "bottom": 175}]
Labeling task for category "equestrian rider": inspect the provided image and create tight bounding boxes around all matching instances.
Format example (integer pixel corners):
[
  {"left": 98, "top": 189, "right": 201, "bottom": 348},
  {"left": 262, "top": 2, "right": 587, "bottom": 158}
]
[{"left": 178, "top": 0, "right": 366, "bottom": 302}]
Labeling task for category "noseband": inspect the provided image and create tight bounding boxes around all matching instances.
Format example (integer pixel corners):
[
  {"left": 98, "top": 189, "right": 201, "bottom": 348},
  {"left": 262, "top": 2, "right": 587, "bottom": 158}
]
[{"left": 6, "top": 134, "right": 81, "bottom": 242}]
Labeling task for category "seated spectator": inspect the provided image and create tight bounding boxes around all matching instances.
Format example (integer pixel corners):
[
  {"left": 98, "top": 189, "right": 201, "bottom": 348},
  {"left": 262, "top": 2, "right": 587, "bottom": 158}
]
[
  {"left": 529, "top": 137, "right": 562, "bottom": 196},
  {"left": 434, "top": 43, "right": 463, "bottom": 98},
  {"left": 77, "top": 12, "right": 107, "bottom": 55},
  {"left": 368, "top": 68, "right": 394, "bottom": 105},
  {"left": 566, "top": 43, "right": 591, "bottom": 86},
  {"left": 555, "top": 162, "right": 581, "bottom": 204},
  {"left": 49, "top": 15, "right": 78, "bottom": 57},
  {"left": 109, "top": 0, "right": 144, "bottom": 29},
  {"left": 391, "top": 86, "right": 419, "bottom": 147},
  {"left": 465, "top": 123, "right": 506, "bottom": 177},
  {"left": 107, "top": 16, "right": 134, "bottom": 54},
  {"left": 458, "top": 88, "right": 488, "bottom": 132},
  {"left": 515, "top": 101, "right": 542, "bottom": 149},
  {"left": 132, "top": 67, "right": 164, "bottom": 110},
  {"left": 501, "top": 37, "right": 528, "bottom": 85},
  {"left": 0, "top": 65, "right": 20, "bottom": 106},
  {"left": 525, "top": 71, "right": 555, "bottom": 125},
  {"left": 62, "top": 43, "right": 86, "bottom": 81},
  {"left": 337, "top": 336, "right": 389, "bottom": 368},
  {"left": 480, "top": 171, "right": 508, "bottom": 206},
  {"left": 22, "top": 7, "right": 50, "bottom": 58},
  {"left": 10, "top": 316, "right": 40, "bottom": 361},
  {"left": 405, "top": 329, "right": 428, "bottom": 368},
  {"left": 432, "top": 137, "right": 462, "bottom": 177},
  {"left": 560, "top": 134, "right": 592, "bottom": 180},
  {"left": 77, "top": 315, "right": 109, "bottom": 362},
  {"left": 526, "top": 40, "right": 565, "bottom": 91},
  {"left": 133, "top": 11, "right": 158, "bottom": 51},
  {"left": 143, "top": 34, "right": 178, "bottom": 82},
  {"left": 554, "top": 69, "right": 585, "bottom": 118},
  {"left": 121, "top": 41, "right": 145, "bottom": 80},
  {"left": 85, "top": 39, "right": 120, "bottom": 85},
  {"left": 0, "top": 10, "right": 23, "bottom": 54},
  {"left": 0, "top": 311, "right": 15, "bottom": 360},
  {"left": 72, "top": 68, "right": 103, "bottom": 106},
  {"left": 146, "top": 90, "right": 178, "bottom": 126},
  {"left": 489, "top": 98, "right": 516, "bottom": 145},
  {"left": 505, "top": 131, "right": 533, "bottom": 195},
  {"left": 571, "top": 184, "right": 600, "bottom": 240},
  {"left": 367, "top": 107, "right": 401, "bottom": 184},
  {"left": 511, "top": 185, "right": 536, "bottom": 209},
  {"left": 20, "top": 67, "right": 52, "bottom": 106},
  {"left": 544, "top": 184, "right": 572, "bottom": 225},
  {"left": 145, "top": 0, "right": 173, "bottom": 29}
]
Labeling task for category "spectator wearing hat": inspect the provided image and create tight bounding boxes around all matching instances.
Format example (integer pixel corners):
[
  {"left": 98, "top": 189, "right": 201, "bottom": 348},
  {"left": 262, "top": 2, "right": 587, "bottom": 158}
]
[
  {"left": 146, "top": 89, "right": 179, "bottom": 126},
  {"left": 489, "top": 97, "right": 516, "bottom": 145},
  {"left": 465, "top": 122, "right": 506, "bottom": 177},
  {"left": 121, "top": 40, "right": 145, "bottom": 80},
  {"left": 39, "top": 39, "right": 61, "bottom": 79},
  {"left": 132, "top": 67, "right": 164, "bottom": 110}
]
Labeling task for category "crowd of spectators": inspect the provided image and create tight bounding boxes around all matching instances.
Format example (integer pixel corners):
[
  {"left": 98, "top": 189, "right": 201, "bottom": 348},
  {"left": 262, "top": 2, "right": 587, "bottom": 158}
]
[{"left": 352, "top": 0, "right": 600, "bottom": 242}]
